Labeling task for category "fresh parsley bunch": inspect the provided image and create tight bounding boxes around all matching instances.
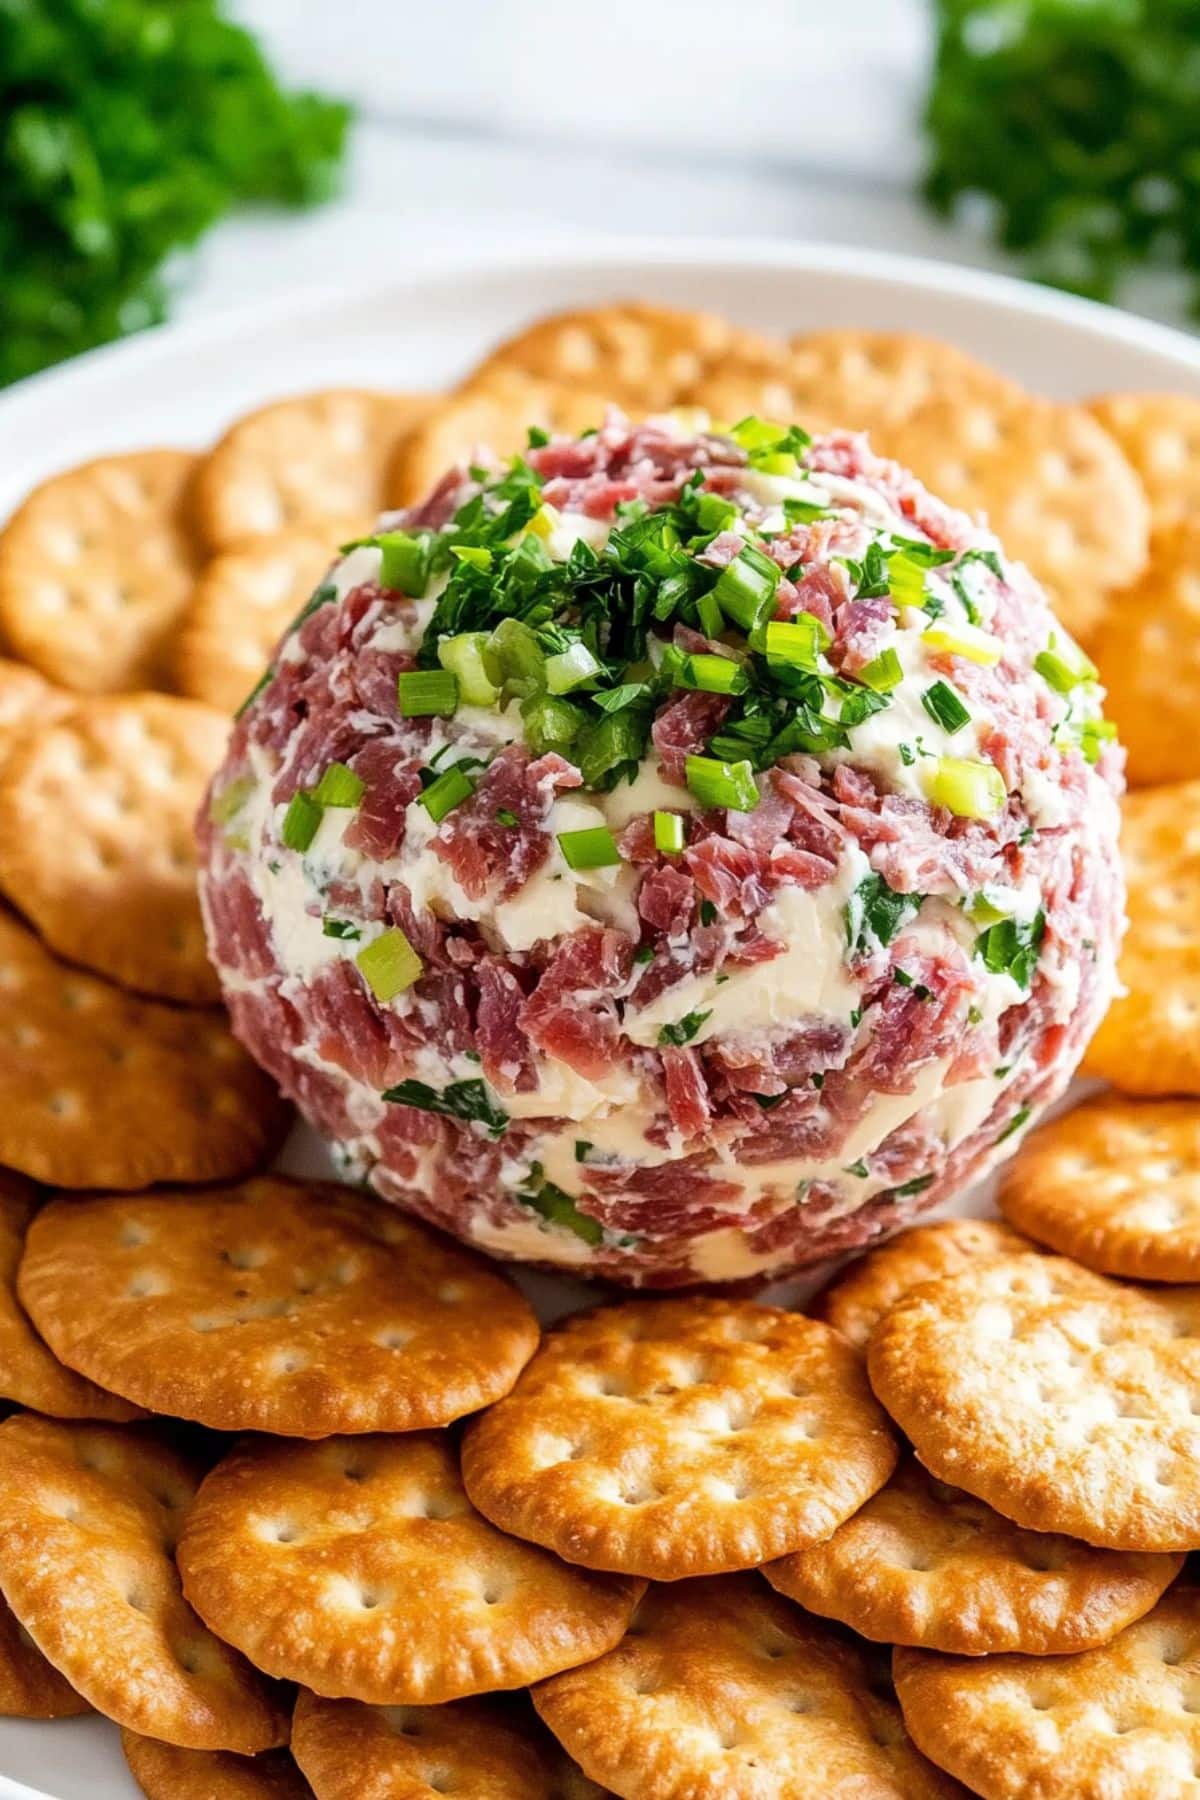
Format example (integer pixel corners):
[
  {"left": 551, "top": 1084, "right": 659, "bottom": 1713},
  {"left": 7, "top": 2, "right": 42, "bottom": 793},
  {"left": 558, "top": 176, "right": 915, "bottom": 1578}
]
[
  {"left": 924, "top": 0, "right": 1200, "bottom": 312},
  {"left": 0, "top": 0, "right": 351, "bottom": 385}
]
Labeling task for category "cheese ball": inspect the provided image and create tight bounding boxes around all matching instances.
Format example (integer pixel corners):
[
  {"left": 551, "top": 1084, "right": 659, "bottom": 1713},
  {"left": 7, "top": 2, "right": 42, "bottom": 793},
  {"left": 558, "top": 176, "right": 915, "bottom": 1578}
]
[{"left": 198, "top": 414, "right": 1123, "bottom": 1286}]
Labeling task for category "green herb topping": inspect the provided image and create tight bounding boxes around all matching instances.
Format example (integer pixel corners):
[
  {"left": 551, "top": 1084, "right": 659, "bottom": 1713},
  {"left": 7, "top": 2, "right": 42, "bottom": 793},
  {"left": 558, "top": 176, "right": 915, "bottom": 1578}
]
[{"left": 380, "top": 1075, "right": 508, "bottom": 1137}]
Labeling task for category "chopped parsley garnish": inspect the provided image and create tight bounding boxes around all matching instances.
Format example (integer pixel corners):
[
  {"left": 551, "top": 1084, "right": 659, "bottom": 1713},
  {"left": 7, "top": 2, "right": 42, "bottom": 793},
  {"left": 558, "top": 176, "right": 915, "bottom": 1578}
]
[
  {"left": 699, "top": 898, "right": 718, "bottom": 927},
  {"left": 658, "top": 1009, "right": 713, "bottom": 1048},
  {"left": 974, "top": 908, "right": 1046, "bottom": 994},
  {"left": 380, "top": 1076, "right": 508, "bottom": 1138},
  {"left": 633, "top": 944, "right": 656, "bottom": 965},
  {"left": 754, "top": 1092, "right": 788, "bottom": 1110},
  {"left": 844, "top": 1159, "right": 870, "bottom": 1178},
  {"left": 574, "top": 1140, "right": 592, "bottom": 1162},
  {"left": 888, "top": 1173, "right": 936, "bottom": 1199},
  {"left": 322, "top": 918, "right": 360, "bottom": 940},
  {"left": 845, "top": 873, "right": 924, "bottom": 957},
  {"left": 995, "top": 1106, "right": 1032, "bottom": 1145},
  {"left": 922, "top": 679, "right": 971, "bottom": 734}
]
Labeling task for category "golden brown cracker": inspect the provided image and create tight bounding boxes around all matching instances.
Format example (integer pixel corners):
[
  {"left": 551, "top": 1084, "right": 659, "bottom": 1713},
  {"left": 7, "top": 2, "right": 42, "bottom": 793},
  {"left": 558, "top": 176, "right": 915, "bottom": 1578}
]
[
  {"left": 292, "top": 1691, "right": 609, "bottom": 1800},
  {"left": 178, "top": 1433, "right": 643, "bottom": 1705},
  {"left": 0, "top": 1168, "right": 140, "bottom": 1421},
  {"left": 533, "top": 1574, "right": 967, "bottom": 1799},
  {"left": 868, "top": 1253, "right": 1200, "bottom": 1552},
  {"left": 176, "top": 526, "right": 353, "bottom": 713},
  {"left": 0, "top": 693, "right": 227, "bottom": 1003},
  {"left": 1090, "top": 522, "right": 1200, "bottom": 786},
  {"left": 810, "top": 1217, "right": 1037, "bottom": 1352},
  {"left": 1089, "top": 392, "right": 1200, "bottom": 535},
  {"left": 687, "top": 329, "right": 1023, "bottom": 438},
  {"left": 0, "top": 659, "right": 71, "bottom": 759},
  {"left": 193, "top": 390, "right": 432, "bottom": 551},
  {"left": 19, "top": 1177, "right": 539, "bottom": 1435},
  {"left": 0, "top": 451, "right": 200, "bottom": 693},
  {"left": 0, "top": 910, "right": 286, "bottom": 1188},
  {"left": 1000, "top": 1094, "right": 1200, "bottom": 1281},
  {"left": 469, "top": 302, "right": 772, "bottom": 411},
  {"left": 1084, "top": 781, "right": 1200, "bottom": 1096},
  {"left": 123, "top": 1732, "right": 311, "bottom": 1800},
  {"left": 877, "top": 392, "right": 1150, "bottom": 641},
  {"left": 0, "top": 1589, "right": 89, "bottom": 1719},
  {"left": 461, "top": 1297, "right": 897, "bottom": 1580},
  {"left": 0, "top": 1413, "right": 286, "bottom": 1749},
  {"left": 764, "top": 1455, "right": 1182, "bottom": 1657},
  {"left": 893, "top": 1587, "right": 1200, "bottom": 1800},
  {"left": 387, "top": 370, "right": 621, "bottom": 506}
]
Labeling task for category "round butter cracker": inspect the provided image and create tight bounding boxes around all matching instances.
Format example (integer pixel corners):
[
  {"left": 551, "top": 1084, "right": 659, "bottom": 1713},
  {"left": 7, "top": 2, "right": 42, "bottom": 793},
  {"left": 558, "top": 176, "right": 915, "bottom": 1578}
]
[
  {"left": 122, "top": 1732, "right": 311, "bottom": 1800},
  {"left": 1091, "top": 521, "right": 1200, "bottom": 787}
]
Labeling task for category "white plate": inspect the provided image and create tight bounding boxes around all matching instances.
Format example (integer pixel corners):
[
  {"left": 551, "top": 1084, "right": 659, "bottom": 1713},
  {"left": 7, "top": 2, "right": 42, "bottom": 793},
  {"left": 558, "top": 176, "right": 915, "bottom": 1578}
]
[{"left": 2, "top": 236, "right": 1200, "bottom": 1798}]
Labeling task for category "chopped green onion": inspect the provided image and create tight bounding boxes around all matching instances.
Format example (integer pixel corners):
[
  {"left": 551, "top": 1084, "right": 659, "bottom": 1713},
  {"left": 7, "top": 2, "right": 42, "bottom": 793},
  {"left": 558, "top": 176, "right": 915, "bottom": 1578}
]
[
  {"left": 519, "top": 1179, "right": 604, "bottom": 1245},
  {"left": 487, "top": 618, "right": 546, "bottom": 700},
  {"left": 527, "top": 425, "right": 551, "bottom": 448},
  {"left": 675, "top": 651, "right": 750, "bottom": 696},
  {"left": 967, "top": 889, "right": 1013, "bottom": 927},
  {"left": 695, "top": 586, "right": 725, "bottom": 640},
  {"left": 280, "top": 790, "right": 322, "bottom": 852},
  {"left": 888, "top": 551, "right": 929, "bottom": 610},
  {"left": 711, "top": 543, "right": 781, "bottom": 633},
  {"left": 692, "top": 492, "right": 739, "bottom": 533},
  {"left": 731, "top": 414, "right": 789, "bottom": 451},
  {"left": 397, "top": 670, "right": 458, "bottom": 718},
  {"left": 521, "top": 692, "right": 586, "bottom": 756},
  {"left": 923, "top": 621, "right": 1003, "bottom": 666},
  {"left": 209, "top": 775, "right": 255, "bottom": 826},
  {"left": 923, "top": 756, "right": 1007, "bottom": 820},
  {"left": 922, "top": 680, "right": 971, "bottom": 734},
  {"left": 380, "top": 1076, "right": 507, "bottom": 1136},
  {"left": 558, "top": 826, "right": 621, "bottom": 871},
  {"left": 685, "top": 754, "right": 759, "bottom": 813},
  {"left": 576, "top": 708, "right": 651, "bottom": 789},
  {"left": 450, "top": 544, "right": 493, "bottom": 571},
  {"left": 995, "top": 1105, "right": 1032, "bottom": 1145},
  {"left": 525, "top": 502, "right": 561, "bottom": 541},
  {"left": 322, "top": 917, "right": 361, "bottom": 940},
  {"left": 592, "top": 681, "right": 651, "bottom": 715},
  {"left": 1079, "top": 718, "right": 1118, "bottom": 764},
  {"left": 312, "top": 762, "right": 365, "bottom": 808},
  {"left": 889, "top": 1173, "right": 935, "bottom": 1199},
  {"left": 975, "top": 909, "right": 1045, "bottom": 992},
  {"left": 783, "top": 495, "right": 834, "bottom": 525},
  {"left": 376, "top": 530, "right": 432, "bottom": 596},
  {"left": 845, "top": 872, "right": 923, "bottom": 955},
  {"left": 545, "top": 641, "right": 603, "bottom": 695},
  {"left": 858, "top": 647, "right": 904, "bottom": 692},
  {"left": 420, "top": 765, "right": 475, "bottom": 823},
  {"left": 756, "top": 615, "right": 830, "bottom": 670},
  {"left": 438, "top": 632, "right": 500, "bottom": 706},
  {"left": 654, "top": 811, "right": 685, "bottom": 854},
  {"left": 356, "top": 928, "right": 423, "bottom": 1002},
  {"left": 496, "top": 807, "right": 519, "bottom": 828},
  {"left": 1035, "top": 646, "right": 1098, "bottom": 693},
  {"left": 658, "top": 1008, "right": 712, "bottom": 1047}
]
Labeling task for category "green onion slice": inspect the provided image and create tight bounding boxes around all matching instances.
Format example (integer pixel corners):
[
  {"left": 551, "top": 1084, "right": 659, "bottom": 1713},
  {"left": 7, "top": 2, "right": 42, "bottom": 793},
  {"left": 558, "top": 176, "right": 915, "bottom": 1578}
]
[
  {"left": 397, "top": 670, "right": 458, "bottom": 718},
  {"left": 280, "top": 790, "right": 322, "bottom": 852},
  {"left": 420, "top": 764, "right": 475, "bottom": 824},
  {"left": 711, "top": 543, "right": 781, "bottom": 633},
  {"left": 685, "top": 753, "right": 760, "bottom": 813},
  {"left": 858, "top": 647, "right": 904, "bottom": 692},
  {"left": 674, "top": 651, "right": 750, "bottom": 696},
  {"left": 558, "top": 826, "right": 621, "bottom": 871},
  {"left": 923, "top": 756, "right": 1007, "bottom": 820},
  {"left": 922, "top": 680, "right": 971, "bottom": 734},
  {"left": 545, "top": 641, "right": 602, "bottom": 695},
  {"left": 356, "top": 928, "right": 423, "bottom": 1002},
  {"left": 312, "top": 761, "right": 365, "bottom": 808},
  {"left": 653, "top": 811, "right": 685, "bottom": 854},
  {"left": 1035, "top": 645, "right": 1098, "bottom": 694},
  {"left": 438, "top": 632, "right": 500, "bottom": 707},
  {"left": 376, "top": 530, "right": 433, "bottom": 596},
  {"left": 756, "top": 615, "right": 830, "bottom": 670}
]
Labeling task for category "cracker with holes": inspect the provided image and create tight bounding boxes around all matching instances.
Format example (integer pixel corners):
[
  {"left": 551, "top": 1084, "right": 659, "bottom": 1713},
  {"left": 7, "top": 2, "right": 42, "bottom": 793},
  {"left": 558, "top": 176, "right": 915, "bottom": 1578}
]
[
  {"left": 869, "top": 1254, "right": 1200, "bottom": 1551},
  {"left": 122, "top": 1733, "right": 310, "bottom": 1800},
  {"left": 468, "top": 301, "right": 770, "bottom": 410},
  {"left": 1000, "top": 1095, "right": 1200, "bottom": 1281},
  {"left": 1084, "top": 781, "right": 1200, "bottom": 1095},
  {"left": 0, "top": 1413, "right": 286, "bottom": 1749},
  {"left": 0, "top": 1590, "right": 90, "bottom": 1720},
  {"left": 811, "top": 1218, "right": 1037, "bottom": 1352},
  {"left": 876, "top": 392, "right": 1149, "bottom": 641},
  {"left": 533, "top": 1574, "right": 966, "bottom": 1798},
  {"left": 388, "top": 370, "right": 623, "bottom": 505},
  {"left": 0, "top": 1168, "right": 140, "bottom": 1420},
  {"left": 893, "top": 1587, "right": 1200, "bottom": 1800},
  {"left": 1090, "top": 522, "right": 1200, "bottom": 786},
  {"left": 1089, "top": 392, "right": 1200, "bottom": 535},
  {"left": 175, "top": 525, "right": 355, "bottom": 714},
  {"left": 193, "top": 389, "right": 432, "bottom": 551},
  {"left": 460, "top": 1297, "right": 897, "bottom": 1580},
  {"left": 763, "top": 1455, "right": 1182, "bottom": 1657},
  {"left": 0, "top": 660, "right": 70, "bottom": 760},
  {"left": 0, "top": 694, "right": 228, "bottom": 1003},
  {"left": 686, "top": 329, "right": 1024, "bottom": 439},
  {"left": 0, "top": 451, "right": 200, "bottom": 693},
  {"left": 178, "top": 1433, "right": 643, "bottom": 1704},
  {"left": 0, "top": 911, "right": 286, "bottom": 1188},
  {"left": 19, "top": 1176, "right": 539, "bottom": 1435},
  {"left": 291, "top": 1691, "right": 608, "bottom": 1800}
]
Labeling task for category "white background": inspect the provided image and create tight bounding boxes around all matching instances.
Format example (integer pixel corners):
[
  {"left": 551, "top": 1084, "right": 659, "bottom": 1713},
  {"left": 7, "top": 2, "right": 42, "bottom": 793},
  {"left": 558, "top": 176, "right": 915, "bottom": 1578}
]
[{"left": 174, "top": 0, "right": 1190, "bottom": 335}]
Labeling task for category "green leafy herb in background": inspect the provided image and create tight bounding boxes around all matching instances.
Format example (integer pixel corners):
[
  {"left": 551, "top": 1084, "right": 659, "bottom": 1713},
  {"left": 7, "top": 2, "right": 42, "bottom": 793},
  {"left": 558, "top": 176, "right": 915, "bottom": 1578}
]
[
  {"left": 925, "top": 0, "right": 1200, "bottom": 313},
  {"left": 0, "top": 0, "right": 352, "bottom": 386}
]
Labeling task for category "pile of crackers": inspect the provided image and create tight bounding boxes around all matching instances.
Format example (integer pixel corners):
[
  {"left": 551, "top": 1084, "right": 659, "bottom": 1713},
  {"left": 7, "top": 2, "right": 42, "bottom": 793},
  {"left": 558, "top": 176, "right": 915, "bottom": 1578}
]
[{"left": 0, "top": 302, "right": 1199, "bottom": 1797}]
